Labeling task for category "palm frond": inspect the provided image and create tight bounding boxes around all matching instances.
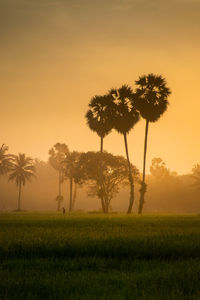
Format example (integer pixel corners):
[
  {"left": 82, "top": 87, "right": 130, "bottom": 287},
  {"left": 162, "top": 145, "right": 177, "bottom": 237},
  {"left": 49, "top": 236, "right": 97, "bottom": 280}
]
[
  {"left": 134, "top": 74, "right": 171, "bottom": 122},
  {"left": 8, "top": 153, "right": 36, "bottom": 186}
]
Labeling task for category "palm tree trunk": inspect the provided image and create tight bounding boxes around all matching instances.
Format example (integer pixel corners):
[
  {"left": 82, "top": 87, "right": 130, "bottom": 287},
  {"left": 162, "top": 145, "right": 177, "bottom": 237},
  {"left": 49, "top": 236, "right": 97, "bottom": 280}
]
[
  {"left": 124, "top": 133, "right": 134, "bottom": 214},
  {"left": 58, "top": 169, "right": 61, "bottom": 196},
  {"left": 72, "top": 181, "right": 77, "bottom": 210},
  {"left": 57, "top": 200, "right": 61, "bottom": 212},
  {"left": 69, "top": 176, "right": 73, "bottom": 212},
  {"left": 138, "top": 120, "right": 149, "bottom": 214},
  {"left": 57, "top": 170, "right": 62, "bottom": 211},
  {"left": 100, "top": 136, "right": 103, "bottom": 153},
  {"left": 100, "top": 136, "right": 106, "bottom": 213},
  {"left": 18, "top": 179, "right": 22, "bottom": 211}
]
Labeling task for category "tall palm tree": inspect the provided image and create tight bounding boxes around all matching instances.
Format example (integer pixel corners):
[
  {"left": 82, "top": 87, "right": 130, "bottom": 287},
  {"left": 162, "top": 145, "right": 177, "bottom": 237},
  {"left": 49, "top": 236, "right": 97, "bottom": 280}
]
[
  {"left": 134, "top": 74, "right": 171, "bottom": 214},
  {"left": 85, "top": 94, "right": 113, "bottom": 153},
  {"left": 8, "top": 153, "right": 36, "bottom": 211},
  {"left": 49, "top": 143, "right": 69, "bottom": 211},
  {"left": 109, "top": 85, "right": 140, "bottom": 214},
  {"left": 0, "top": 144, "right": 13, "bottom": 175},
  {"left": 85, "top": 94, "right": 113, "bottom": 212}
]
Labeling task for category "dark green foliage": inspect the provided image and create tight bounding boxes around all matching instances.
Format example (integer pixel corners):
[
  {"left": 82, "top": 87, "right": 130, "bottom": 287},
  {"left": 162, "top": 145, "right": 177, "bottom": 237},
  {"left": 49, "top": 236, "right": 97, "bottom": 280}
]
[{"left": 0, "top": 258, "right": 199, "bottom": 300}]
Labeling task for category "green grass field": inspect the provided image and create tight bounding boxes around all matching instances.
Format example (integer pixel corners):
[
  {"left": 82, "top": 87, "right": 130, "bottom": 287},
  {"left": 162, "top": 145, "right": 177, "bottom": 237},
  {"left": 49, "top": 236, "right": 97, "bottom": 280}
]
[{"left": 0, "top": 213, "right": 200, "bottom": 299}]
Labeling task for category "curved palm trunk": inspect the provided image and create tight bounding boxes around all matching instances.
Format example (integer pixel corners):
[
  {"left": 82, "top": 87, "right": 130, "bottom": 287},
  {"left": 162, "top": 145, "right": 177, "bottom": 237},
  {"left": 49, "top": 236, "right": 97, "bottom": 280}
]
[
  {"left": 17, "top": 179, "right": 22, "bottom": 211},
  {"left": 69, "top": 176, "right": 73, "bottom": 212},
  {"left": 124, "top": 133, "right": 134, "bottom": 214},
  {"left": 100, "top": 136, "right": 106, "bottom": 213},
  {"left": 138, "top": 120, "right": 149, "bottom": 214}
]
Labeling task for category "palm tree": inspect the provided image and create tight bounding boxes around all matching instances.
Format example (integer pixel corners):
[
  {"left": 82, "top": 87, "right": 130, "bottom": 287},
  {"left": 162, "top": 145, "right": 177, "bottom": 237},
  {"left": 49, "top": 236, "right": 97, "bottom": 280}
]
[
  {"left": 85, "top": 94, "right": 113, "bottom": 153},
  {"left": 109, "top": 85, "right": 140, "bottom": 214},
  {"left": 8, "top": 153, "right": 36, "bottom": 211},
  {"left": 85, "top": 94, "right": 113, "bottom": 212},
  {"left": 134, "top": 74, "right": 171, "bottom": 214},
  {"left": 0, "top": 144, "right": 13, "bottom": 175},
  {"left": 63, "top": 151, "right": 83, "bottom": 212},
  {"left": 49, "top": 143, "right": 69, "bottom": 211}
]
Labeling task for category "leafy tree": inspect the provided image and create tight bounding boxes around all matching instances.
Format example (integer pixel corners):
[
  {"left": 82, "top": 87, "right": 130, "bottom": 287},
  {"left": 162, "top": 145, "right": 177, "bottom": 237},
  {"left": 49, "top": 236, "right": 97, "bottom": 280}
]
[
  {"left": 134, "top": 74, "right": 171, "bottom": 214},
  {"left": 8, "top": 153, "right": 36, "bottom": 211},
  {"left": 63, "top": 151, "right": 84, "bottom": 212},
  {"left": 49, "top": 143, "right": 69, "bottom": 211},
  {"left": 109, "top": 85, "right": 140, "bottom": 213},
  {"left": 0, "top": 144, "right": 13, "bottom": 175},
  {"left": 191, "top": 164, "right": 200, "bottom": 189},
  {"left": 85, "top": 95, "right": 113, "bottom": 152},
  {"left": 150, "top": 157, "right": 170, "bottom": 180},
  {"left": 80, "top": 151, "right": 139, "bottom": 213}
]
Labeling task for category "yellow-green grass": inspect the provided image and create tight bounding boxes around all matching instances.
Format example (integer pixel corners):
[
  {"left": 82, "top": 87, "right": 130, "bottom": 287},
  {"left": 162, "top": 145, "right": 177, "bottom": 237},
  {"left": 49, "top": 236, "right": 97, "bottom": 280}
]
[{"left": 0, "top": 213, "right": 200, "bottom": 299}]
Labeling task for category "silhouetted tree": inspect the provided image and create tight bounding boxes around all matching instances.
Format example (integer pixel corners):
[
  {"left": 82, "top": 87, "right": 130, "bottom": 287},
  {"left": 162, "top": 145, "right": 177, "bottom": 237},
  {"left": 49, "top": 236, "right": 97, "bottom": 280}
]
[
  {"left": 80, "top": 151, "right": 139, "bottom": 213},
  {"left": 85, "top": 95, "right": 113, "bottom": 152},
  {"left": 191, "top": 164, "right": 200, "bottom": 189},
  {"left": 63, "top": 151, "right": 84, "bottom": 212},
  {"left": 85, "top": 94, "right": 113, "bottom": 212},
  {"left": 109, "top": 85, "right": 140, "bottom": 213},
  {"left": 49, "top": 143, "right": 69, "bottom": 211},
  {"left": 134, "top": 74, "right": 171, "bottom": 214},
  {"left": 0, "top": 144, "right": 13, "bottom": 175},
  {"left": 150, "top": 157, "right": 170, "bottom": 180},
  {"left": 8, "top": 153, "right": 36, "bottom": 211}
]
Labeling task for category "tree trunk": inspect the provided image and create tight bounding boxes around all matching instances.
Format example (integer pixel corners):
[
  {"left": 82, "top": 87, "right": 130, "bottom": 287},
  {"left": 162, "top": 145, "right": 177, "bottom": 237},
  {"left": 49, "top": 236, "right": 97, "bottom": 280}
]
[
  {"left": 104, "top": 196, "right": 110, "bottom": 214},
  {"left": 100, "top": 136, "right": 103, "bottom": 153},
  {"left": 57, "top": 200, "right": 61, "bottom": 212},
  {"left": 69, "top": 176, "right": 73, "bottom": 212},
  {"left": 124, "top": 133, "right": 134, "bottom": 214},
  {"left": 101, "top": 197, "right": 106, "bottom": 213},
  {"left": 17, "top": 179, "right": 22, "bottom": 211},
  {"left": 138, "top": 120, "right": 149, "bottom": 214},
  {"left": 57, "top": 170, "right": 62, "bottom": 211},
  {"left": 58, "top": 169, "right": 61, "bottom": 196},
  {"left": 99, "top": 136, "right": 106, "bottom": 213},
  {"left": 72, "top": 181, "right": 77, "bottom": 210}
]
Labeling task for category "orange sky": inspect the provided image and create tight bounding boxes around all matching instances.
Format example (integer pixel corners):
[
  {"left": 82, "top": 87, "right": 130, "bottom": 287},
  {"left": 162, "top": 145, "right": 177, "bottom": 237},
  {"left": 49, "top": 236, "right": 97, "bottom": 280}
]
[{"left": 1, "top": 0, "right": 200, "bottom": 174}]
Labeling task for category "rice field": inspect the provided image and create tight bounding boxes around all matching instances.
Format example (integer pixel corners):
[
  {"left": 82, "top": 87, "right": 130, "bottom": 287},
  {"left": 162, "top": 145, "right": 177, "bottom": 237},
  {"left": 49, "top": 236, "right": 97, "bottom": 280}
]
[{"left": 0, "top": 213, "right": 200, "bottom": 299}]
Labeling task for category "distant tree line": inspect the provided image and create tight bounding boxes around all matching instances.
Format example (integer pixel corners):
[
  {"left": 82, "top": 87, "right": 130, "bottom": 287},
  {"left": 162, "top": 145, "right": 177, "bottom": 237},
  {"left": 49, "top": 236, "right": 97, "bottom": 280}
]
[{"left": 1, "top": 73, "right": 199, "bottom": 213}]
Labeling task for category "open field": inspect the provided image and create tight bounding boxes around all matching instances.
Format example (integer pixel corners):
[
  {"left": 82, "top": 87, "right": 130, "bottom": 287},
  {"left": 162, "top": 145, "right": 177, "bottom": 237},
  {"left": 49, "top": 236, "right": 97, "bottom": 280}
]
[{"left": 0, "top": 213, "right": 200, "bottom": 299}]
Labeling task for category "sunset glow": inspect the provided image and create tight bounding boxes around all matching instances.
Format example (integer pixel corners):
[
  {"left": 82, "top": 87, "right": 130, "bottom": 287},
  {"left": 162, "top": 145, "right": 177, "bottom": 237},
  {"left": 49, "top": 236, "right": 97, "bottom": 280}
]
[{"left": 1, "top": 0, "right": 200, "bottom": 174}]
